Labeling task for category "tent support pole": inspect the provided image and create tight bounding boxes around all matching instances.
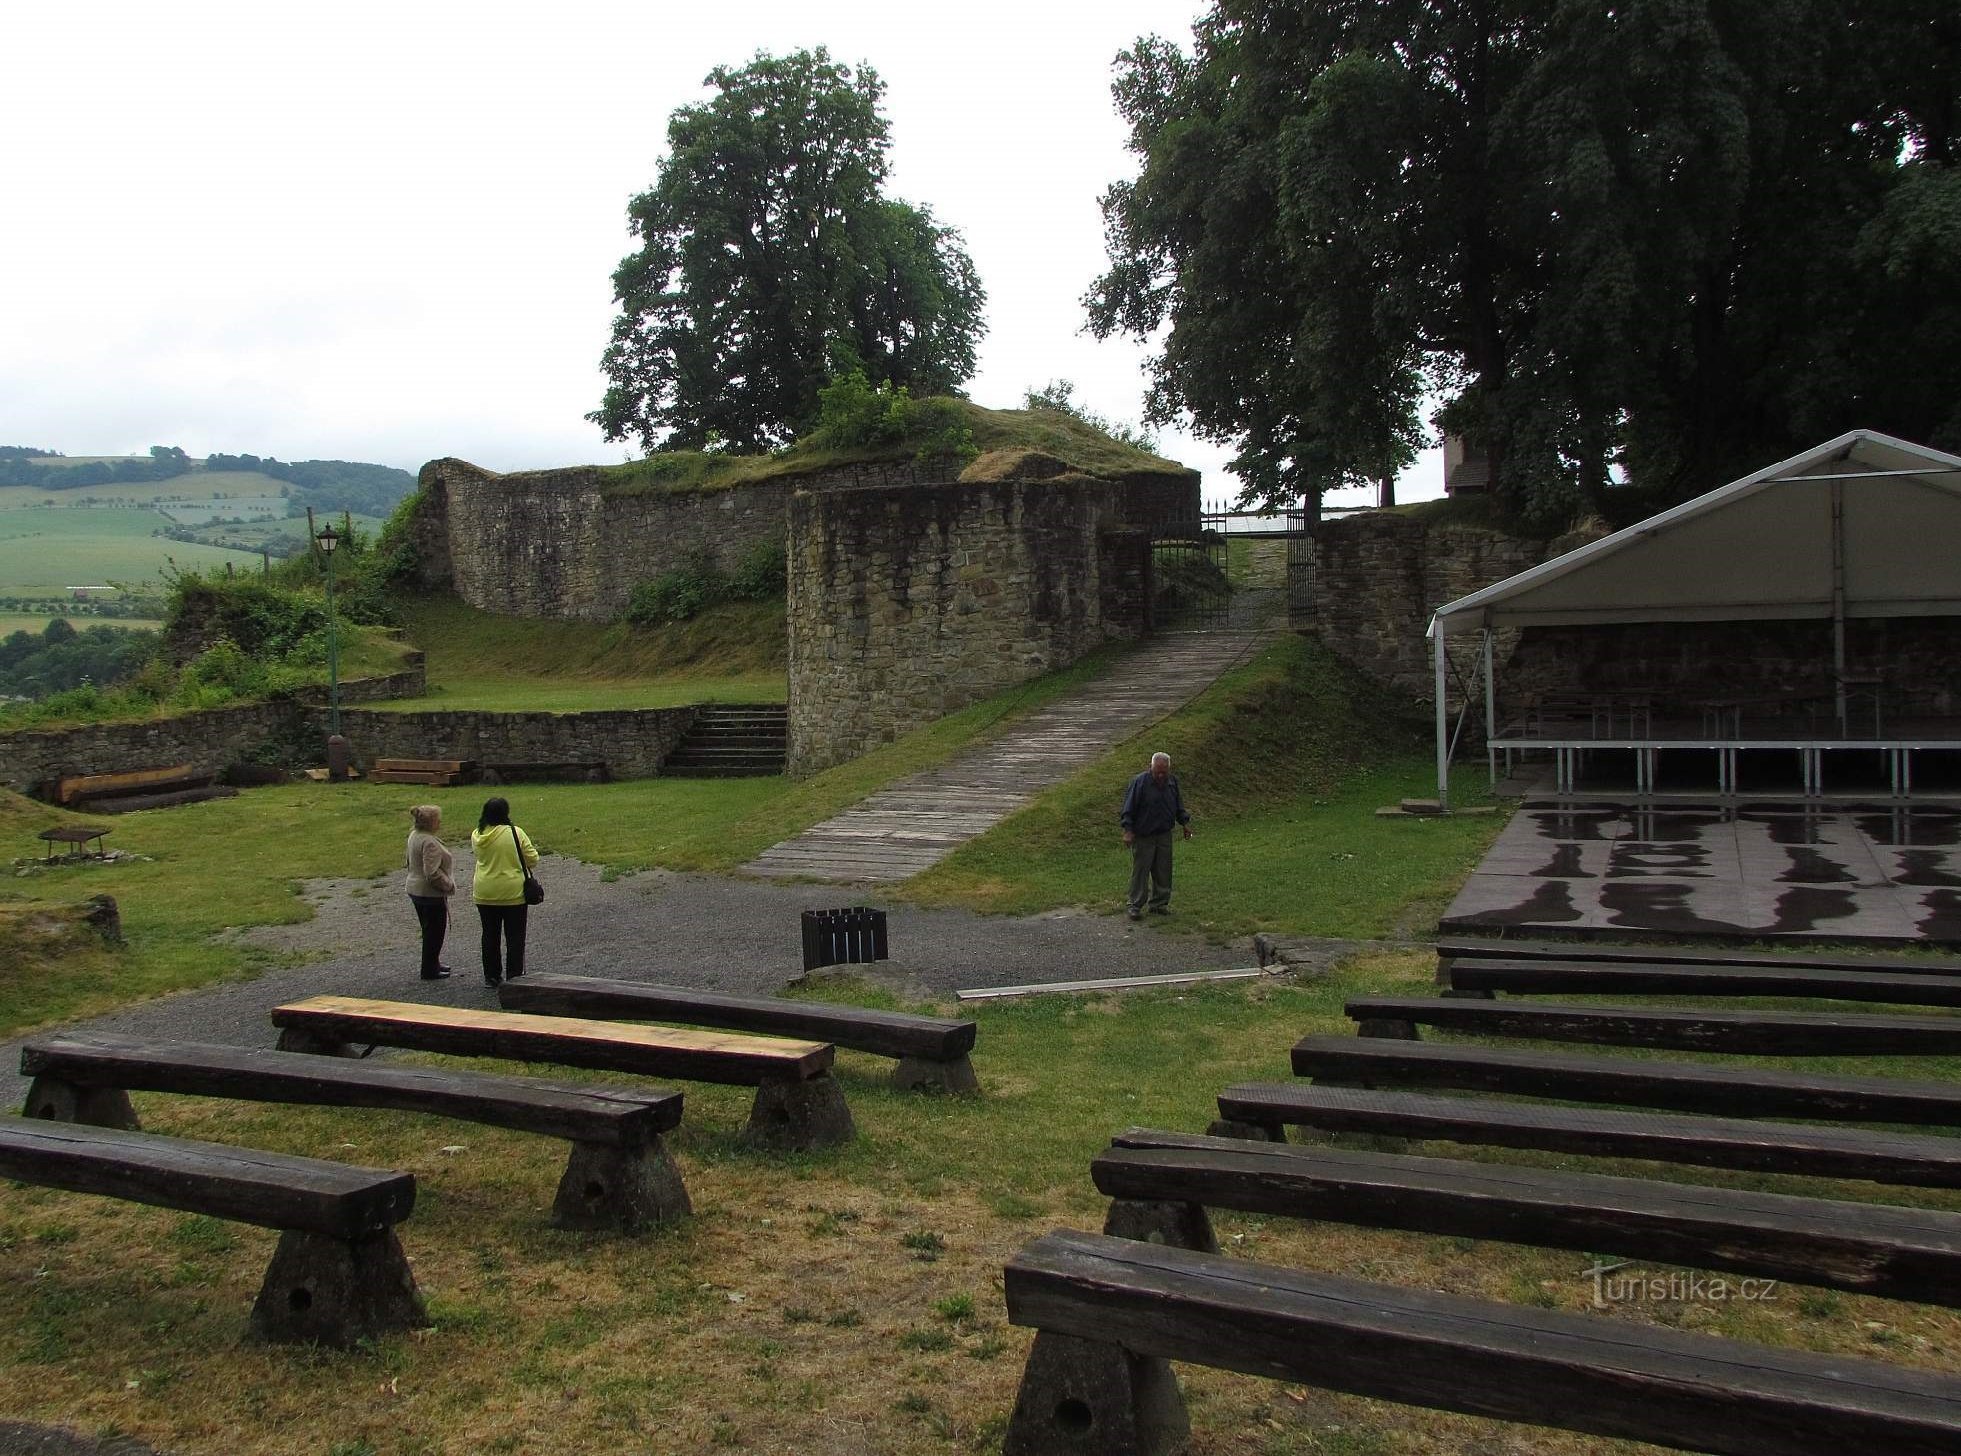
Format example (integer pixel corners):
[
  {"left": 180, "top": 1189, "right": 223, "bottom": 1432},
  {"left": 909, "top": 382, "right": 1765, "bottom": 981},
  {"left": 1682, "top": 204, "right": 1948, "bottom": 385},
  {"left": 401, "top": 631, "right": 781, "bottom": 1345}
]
[
  {"left": 1831, "top": 480, "right": 1847, "bottom": 733},
  {"left": 1434, "top": 627, "right": 1450, "bottom": 812},
  {"left": 1483, "top": 629, "right": 1497, "bottom": 787}
]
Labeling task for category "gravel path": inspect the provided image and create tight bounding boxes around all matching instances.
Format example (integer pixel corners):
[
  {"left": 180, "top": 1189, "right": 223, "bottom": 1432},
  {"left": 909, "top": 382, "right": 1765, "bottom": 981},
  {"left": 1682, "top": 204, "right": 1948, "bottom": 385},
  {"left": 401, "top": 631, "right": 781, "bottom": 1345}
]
[{"left": 0, "top": 848, "right": 1271, "bottom": 1107}]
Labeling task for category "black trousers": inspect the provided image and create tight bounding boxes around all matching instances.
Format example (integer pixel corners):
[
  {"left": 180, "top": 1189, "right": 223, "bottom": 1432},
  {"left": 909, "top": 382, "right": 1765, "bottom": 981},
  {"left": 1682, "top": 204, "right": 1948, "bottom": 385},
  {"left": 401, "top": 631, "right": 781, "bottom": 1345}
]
[
  {"left": 409, "top": 894, "right": 448, "bottom": 976},
  {"left": 478, "top": 902, "right": 528, "bottom": 983}
]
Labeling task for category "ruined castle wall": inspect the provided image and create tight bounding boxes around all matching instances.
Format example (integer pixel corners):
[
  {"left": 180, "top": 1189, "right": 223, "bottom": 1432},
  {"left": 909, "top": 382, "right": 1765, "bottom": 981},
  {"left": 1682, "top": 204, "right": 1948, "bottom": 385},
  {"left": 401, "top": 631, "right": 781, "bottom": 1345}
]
[
  {"left": 786, "top": 478, "right": 1143, "bottom": 775},
  {"left": 417, "top": 457, "right": 951, "bottom": 621}
]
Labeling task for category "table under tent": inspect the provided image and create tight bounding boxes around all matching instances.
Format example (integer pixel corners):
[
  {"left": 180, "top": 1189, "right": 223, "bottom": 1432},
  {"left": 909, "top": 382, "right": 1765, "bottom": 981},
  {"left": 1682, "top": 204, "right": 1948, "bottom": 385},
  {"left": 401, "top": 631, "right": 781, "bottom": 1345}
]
[{"left": 1426, "top": 430, "right": 1961, "bottom": 809}]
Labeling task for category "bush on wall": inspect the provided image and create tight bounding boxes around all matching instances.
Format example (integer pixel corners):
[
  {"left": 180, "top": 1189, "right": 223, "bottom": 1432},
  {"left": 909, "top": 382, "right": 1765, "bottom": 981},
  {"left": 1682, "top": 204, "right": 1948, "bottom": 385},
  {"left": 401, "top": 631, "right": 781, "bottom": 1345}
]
[{"left": 623, "top": 540, "right": 787, "bottom": 626}]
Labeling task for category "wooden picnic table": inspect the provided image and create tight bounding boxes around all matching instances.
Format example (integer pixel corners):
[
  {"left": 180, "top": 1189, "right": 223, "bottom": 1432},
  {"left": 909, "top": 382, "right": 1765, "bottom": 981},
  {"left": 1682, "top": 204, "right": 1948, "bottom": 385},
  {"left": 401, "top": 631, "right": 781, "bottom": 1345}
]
[{"left": 37, "top": 826, "right": 110, "bottom": 861}]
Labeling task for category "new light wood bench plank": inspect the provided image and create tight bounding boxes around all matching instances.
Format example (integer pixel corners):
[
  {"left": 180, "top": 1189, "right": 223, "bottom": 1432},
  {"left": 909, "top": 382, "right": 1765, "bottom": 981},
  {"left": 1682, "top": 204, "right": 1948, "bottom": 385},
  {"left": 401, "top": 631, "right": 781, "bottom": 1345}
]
[
  {"left": 55, "top": 764, "right": 196, "bottom": 806},
  {"left": 1216, "top": 1083, "right": 1961, "bottom": 1187},
  {"left": 269, "top": 995, "right": 852, "bottom": 1152},
  {"left": 499, "top": 974, "right": 979, "bottom": 1092},
  {"left": 1096, "top": 1128, "right": 1961, "bottom": 1305},
  {"left": 1003, "top": 1231, "right": 1961, "bottom": 1456},
  {"left": 1347, "top": 995, "right": 1961, "bottom": 1056},
  {"left": 1448, "top": 959, "right": 1961, "bottom": 1007},
  {"left": 1290, "top": 1034, "right": 1961, "bottom": 1126},
  {"left": 20, "top": 1033, "right": 692, "bottom": 1232},
  {"left": 0, "top": 1114, "right": 426, "bottom": 1346}
]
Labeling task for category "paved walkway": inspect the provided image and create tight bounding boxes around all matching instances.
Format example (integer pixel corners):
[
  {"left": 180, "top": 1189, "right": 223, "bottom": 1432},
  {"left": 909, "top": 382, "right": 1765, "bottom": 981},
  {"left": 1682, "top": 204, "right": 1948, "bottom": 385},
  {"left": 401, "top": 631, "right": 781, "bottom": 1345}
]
[{"left": 743, "top": 629, "right": 1268, "bottom": 883}]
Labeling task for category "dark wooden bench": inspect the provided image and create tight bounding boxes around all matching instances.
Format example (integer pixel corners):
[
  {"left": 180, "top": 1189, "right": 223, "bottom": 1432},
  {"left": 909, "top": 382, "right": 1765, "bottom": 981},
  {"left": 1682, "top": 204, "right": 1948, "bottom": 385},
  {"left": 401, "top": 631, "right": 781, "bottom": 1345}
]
[
  {"left": 1214, "top": 1082, "right": 1961, "bottom": 1187},
  {"left": 498, "top": 974, "right": 978, "bottom": 1093},
  {"left": 19, "top": 1033, "right": 690, "bottom": 1232},
  {"left": 0, "top": 1114, "right": 424, "bottom": 1347},
  {"left": 1437, "top": 937, "right": 1961, "bottom": 977},
  {"left": 269, "top": 996, "right": 852, "bottom": 1152},
  {"left": 1445, "top": 957, "right": 1961, "bottom": 1007},
  {"left": 1002, "top": 1230, "right": 1961, "bottom": 1456},
  {"left": 1291, "top": 1033, "right": 1961, "bottom": 1126},
  {"left": 1092, "top": 1128, "right": 1961, "bottom": 1305},
  {"left": 1347, "top": 995, "right": 1961, "bottom": 1056}
]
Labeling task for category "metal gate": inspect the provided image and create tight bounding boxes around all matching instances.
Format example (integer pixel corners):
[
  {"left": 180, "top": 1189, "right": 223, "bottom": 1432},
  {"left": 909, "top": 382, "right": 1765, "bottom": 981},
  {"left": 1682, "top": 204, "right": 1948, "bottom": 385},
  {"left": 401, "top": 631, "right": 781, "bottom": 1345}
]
[
  {"left": 1150, "top": 513, "right": 1233, "bottom": 631},
  {"left": 1286, "top": 514, "right": 1314, "bottom": 627}
]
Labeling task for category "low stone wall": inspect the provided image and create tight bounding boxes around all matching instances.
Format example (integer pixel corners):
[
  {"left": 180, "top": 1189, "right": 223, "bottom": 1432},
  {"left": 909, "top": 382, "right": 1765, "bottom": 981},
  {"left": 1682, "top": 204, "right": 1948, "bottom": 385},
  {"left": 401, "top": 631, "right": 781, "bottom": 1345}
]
[
  {"left": 787, "top": 475, "right": 1146, "bottom": 775},
  {"left": 0, "top": 697, "right": 701, "bottom": 795}
]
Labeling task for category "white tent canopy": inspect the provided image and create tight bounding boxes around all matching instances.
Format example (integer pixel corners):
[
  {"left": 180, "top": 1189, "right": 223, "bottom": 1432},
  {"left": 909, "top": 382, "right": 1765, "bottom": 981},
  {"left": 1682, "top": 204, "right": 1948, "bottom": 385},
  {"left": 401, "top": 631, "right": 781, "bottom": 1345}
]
[{"left": 1422, "top": 430, "right": 1961, "bottom": 805}]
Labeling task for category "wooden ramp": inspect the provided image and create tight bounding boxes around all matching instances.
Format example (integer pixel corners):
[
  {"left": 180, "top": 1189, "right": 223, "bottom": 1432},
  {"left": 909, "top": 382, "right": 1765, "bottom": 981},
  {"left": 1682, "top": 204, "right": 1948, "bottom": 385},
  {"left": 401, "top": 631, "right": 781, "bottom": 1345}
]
[{"left": 743, "top": 631, "right": 1264, "bottom": 883}]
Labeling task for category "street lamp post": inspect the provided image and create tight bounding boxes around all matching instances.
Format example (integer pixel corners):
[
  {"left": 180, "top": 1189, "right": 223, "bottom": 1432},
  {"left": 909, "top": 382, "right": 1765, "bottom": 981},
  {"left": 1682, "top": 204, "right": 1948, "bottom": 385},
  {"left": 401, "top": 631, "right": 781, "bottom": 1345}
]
[{"left": 316, "top": 523, "right": 347, "bottom": 779}]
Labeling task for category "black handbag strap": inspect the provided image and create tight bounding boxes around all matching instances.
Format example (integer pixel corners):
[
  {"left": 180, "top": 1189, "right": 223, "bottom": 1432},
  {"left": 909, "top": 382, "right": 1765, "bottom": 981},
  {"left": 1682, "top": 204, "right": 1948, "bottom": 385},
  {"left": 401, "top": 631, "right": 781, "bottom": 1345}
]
[{"left": 511, "top": 825, "right": 536, "bottom": 884}]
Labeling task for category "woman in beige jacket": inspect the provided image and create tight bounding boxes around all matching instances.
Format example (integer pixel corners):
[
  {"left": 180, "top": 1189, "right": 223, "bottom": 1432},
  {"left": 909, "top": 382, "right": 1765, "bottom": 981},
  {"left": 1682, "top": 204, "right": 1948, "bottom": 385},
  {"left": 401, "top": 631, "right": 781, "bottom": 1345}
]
[{"left": 405, "top": 804, "right": 456, "bottom": 980}]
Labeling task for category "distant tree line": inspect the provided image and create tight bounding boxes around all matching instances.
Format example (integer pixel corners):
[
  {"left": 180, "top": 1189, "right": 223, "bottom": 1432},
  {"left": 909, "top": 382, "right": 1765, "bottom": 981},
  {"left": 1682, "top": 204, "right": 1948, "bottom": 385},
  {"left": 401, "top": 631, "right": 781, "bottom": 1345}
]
[
  {"left": 0, "top": 618, "right": 159, "bottom": 701},
  {"left": 0, "top": 446, "right": 191, "bottom": 487},
  {"left": 0, "top": 447, "right": 415, "bottom": 517}
]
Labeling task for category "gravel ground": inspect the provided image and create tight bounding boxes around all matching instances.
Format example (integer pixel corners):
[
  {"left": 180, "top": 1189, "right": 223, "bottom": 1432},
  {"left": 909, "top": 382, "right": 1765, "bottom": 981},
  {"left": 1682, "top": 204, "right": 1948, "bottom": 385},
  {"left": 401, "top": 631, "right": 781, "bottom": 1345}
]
[{"left": 0, "top": 849, "right": 1292, "bottom": 1108}]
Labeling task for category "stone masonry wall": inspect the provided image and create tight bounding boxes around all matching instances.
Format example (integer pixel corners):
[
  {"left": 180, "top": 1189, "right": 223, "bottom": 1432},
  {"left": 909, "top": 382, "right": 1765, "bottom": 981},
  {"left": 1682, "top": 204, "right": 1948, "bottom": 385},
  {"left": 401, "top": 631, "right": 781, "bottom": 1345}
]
[
  {"left": 0, "top": 699, "right": 698, "bottom": 795},
  {"left": 418, "top": 456, "right": 962, "bottom": 621},
  {"left": 786, "top": 477, "right": 1140, "bottom": 775}
]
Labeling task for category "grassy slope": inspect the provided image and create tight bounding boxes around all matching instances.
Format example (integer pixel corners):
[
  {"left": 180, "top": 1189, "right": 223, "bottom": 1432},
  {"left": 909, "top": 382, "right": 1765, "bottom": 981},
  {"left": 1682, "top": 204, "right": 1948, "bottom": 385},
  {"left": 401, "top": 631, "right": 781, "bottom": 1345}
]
[
  {"left": 596, "top": 400, "right": 1191, "bottom": 497},
  {"left": 903, "top": 634, "right": 1501, "bottom": 939},
  {"left": 375, "top": 595, "right": 788, "bottom": 712}
]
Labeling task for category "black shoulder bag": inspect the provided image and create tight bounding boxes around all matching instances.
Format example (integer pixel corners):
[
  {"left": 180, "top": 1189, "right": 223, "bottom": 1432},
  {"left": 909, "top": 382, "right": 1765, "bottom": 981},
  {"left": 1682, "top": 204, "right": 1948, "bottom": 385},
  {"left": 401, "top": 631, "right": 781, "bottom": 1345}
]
[{"left": 513, "top": 825, "right": 544, "bottom": 904}]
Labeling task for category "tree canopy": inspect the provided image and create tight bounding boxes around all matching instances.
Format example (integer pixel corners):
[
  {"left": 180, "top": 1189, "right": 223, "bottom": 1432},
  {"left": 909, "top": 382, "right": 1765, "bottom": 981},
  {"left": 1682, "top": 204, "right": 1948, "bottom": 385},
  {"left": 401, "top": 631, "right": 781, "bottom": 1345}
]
[
  {"left": 593, "top": 48, "right": 987, "bottom": 455},
  {"left": 1089, "top": 1, "right": 1961, "bottom": 521}
]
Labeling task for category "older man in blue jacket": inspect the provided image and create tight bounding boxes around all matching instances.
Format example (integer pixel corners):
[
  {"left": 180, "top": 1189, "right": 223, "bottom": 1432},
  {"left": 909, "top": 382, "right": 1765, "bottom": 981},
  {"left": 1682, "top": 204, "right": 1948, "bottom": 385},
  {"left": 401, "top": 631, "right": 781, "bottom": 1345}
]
[{"left": 1119, "top": 751, "right": 1193, "bottom": 920}]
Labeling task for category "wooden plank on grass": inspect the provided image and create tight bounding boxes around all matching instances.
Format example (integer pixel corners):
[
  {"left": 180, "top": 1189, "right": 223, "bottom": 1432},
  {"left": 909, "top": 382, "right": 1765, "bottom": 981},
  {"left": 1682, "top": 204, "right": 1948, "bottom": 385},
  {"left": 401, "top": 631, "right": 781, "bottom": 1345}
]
[
  {"left": 1436, "top": 938, "right": 1961, "bottom": 976},
  {"left": 1447, "top": 959, "right": 1961, "bottom": 1007}
]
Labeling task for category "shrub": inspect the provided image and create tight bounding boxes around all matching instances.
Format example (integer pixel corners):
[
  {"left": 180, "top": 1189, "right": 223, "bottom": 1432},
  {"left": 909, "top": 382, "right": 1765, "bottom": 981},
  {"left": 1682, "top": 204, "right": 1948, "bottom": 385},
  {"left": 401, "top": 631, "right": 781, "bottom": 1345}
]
[
  {"left": 625, "top": 548, "right": 727, "bottom": 625},
  {"left": 727, "top": 541, "right": 787, "bottom": 601},
  {"left": 813, "top": 371, "right": 977, "bottom": 465}
]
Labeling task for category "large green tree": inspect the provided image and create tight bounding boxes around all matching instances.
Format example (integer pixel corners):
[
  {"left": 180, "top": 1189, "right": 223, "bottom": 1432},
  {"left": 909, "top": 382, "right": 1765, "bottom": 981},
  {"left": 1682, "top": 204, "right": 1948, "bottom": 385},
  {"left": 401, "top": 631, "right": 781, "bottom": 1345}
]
[
  {"left": 594, "top": 49, "right": 987, "bottom": 454},
  {"left": 1090, "top": 1, "right": 1961, "bottom": 520}
]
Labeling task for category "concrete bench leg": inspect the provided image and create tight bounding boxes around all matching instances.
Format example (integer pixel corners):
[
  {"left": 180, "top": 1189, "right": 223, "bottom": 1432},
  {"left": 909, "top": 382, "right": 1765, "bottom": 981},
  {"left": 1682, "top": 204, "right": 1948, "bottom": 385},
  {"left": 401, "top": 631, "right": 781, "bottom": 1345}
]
[
  {"left": 249, "top": 1228, "right": 428, "bottom": 1347},
  {"left": 1004, "top": 1330, "right": 1188, "bottom": 1456},
  {"left": 552, "top": 1137, "right": 692, "bottom": 1233},
  {"left": 1102, "top": 1198, "right": 1217, "bottom": 1254},
  {"left": 744, "top": 1073, "right": 855, "bottom": 1152},
  {"left": 890, "top": 1053, "right": 979, "bottom": 1095},
  {"left": 22, "top": 1077, "right": 139, "bottom": 1130}
]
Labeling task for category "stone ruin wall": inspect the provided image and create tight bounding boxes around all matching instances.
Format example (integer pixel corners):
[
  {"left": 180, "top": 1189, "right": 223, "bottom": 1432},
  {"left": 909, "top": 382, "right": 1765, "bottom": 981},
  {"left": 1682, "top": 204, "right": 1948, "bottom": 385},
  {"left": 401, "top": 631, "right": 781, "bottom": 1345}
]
[
  {"left": 413, "top": 456, "right": 939, "bottom": 621},
  {"left": 785, "top": 476, "right": 1168, "bottom": 775}
]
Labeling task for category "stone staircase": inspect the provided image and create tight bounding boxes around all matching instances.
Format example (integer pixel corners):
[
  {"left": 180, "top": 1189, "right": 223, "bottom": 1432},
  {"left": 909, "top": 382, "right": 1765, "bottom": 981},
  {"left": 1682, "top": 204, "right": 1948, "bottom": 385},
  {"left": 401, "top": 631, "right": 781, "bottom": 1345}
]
[{"left": 663, "top": 704, "right": 788, "bottom": 777}]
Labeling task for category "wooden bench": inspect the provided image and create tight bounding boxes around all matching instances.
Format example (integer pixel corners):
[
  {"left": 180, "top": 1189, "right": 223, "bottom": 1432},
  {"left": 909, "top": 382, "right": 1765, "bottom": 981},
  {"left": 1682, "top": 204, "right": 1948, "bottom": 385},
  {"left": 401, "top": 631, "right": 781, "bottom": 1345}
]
[
  {"left": 1214, "top": 1083, "right": 1961, "bottom": 1187},
  {"left": 1346, "top": 995, "right": 1961, "bottom": 1056},
  {"left": 1092, "top": 1127, "right": 1961, "bottom": 1305},
  {"left": 498, "top": 974, "right": 979, "bottom": 1093},
  {"left": 368, "top": 757, "right": 474, "bottom": 787},
  {"left": 1437, "top": 937, "right": 1961, "bottom": 977},
  {"left": 269, "top": 996, "right": 853, "bottom": 1152},
  {"left": 49, "top": 763, "right": 235, "bottom": 814},
  {"left": 1445, "top": 957, "right": 1961, "bottom": 1007},
  {"left": 19, "top": 1033, "right": 690, "bottom": 1232},
  {"left": 1001, "top": 1231, "right": 1961, "bottom": 1456},
  {"left": 0, "top": 1114, "right": 424, "bottom": 1347},
  {"left": 479, "top": 761, "right": 608, "bottom": 785},
  {"left": 1291, "top": 1033, "right": 1961, "bottom": 1126}
]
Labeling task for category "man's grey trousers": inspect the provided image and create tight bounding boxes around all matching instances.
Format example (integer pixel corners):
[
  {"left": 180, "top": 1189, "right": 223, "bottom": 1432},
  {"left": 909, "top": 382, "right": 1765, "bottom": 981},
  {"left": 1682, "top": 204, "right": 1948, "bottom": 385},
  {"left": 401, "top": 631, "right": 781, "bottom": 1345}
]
[{"left": 1128, "top": 830, "right": 1175, "bottom": 912}]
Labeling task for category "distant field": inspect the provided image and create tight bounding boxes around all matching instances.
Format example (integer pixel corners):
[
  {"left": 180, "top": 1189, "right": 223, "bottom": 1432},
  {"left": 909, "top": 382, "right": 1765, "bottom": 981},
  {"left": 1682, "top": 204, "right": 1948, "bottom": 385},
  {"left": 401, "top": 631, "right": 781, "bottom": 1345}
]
[
  {"left": 154, "top": 494, "right": 287, "bottom": 524},
  {"left": 0, "top": 469, "right": 298, "bottom": 506},
  {"left": 0, "top": 505, "right": 261, "bottom": 590},
  {"left": 0, "top": 614, "right": 162, "bottom": 637}
]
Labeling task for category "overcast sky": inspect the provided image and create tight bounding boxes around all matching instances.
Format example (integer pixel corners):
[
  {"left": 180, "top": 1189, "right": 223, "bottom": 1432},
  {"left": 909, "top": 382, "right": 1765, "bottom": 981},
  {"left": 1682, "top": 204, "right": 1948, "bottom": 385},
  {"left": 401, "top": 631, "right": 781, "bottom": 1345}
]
[{"left": 1, "top": 1, "right": 1440, "bottom": 505}]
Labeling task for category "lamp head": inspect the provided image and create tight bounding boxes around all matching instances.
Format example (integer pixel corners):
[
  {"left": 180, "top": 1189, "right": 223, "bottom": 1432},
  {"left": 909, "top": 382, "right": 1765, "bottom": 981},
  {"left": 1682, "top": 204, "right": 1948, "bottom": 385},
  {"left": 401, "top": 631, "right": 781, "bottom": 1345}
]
[{"left": 316, "top": 524, "right": 340, "bottom": 556}]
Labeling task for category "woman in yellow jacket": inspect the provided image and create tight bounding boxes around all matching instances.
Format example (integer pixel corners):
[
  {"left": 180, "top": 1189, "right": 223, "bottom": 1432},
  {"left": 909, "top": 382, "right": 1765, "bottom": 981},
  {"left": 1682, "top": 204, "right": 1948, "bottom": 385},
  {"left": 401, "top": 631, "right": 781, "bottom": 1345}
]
[{"left": 470, "top": 796, "right": 539, "bottom": 987}]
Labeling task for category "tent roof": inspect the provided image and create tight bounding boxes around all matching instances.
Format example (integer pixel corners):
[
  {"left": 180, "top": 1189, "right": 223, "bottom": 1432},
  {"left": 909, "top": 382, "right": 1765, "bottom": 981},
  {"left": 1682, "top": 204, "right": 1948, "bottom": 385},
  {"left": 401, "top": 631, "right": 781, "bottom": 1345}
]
[{"left": 1429, "top": 431, "right": 1961, "bottom": 636}]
